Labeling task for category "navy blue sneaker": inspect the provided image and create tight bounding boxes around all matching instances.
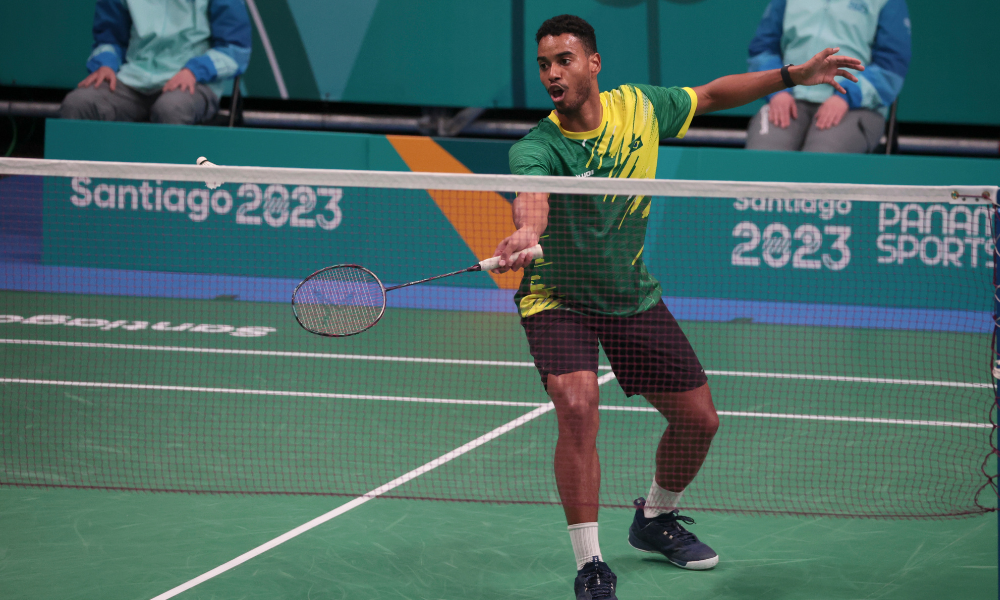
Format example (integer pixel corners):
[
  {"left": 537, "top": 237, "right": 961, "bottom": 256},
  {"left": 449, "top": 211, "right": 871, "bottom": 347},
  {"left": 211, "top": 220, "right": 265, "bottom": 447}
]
[
  {"left": 628, "top": 498, "right": 719, "bottom": 570},
  {"left": 574, "top": 556, "right": 618, "bottom": 600}
]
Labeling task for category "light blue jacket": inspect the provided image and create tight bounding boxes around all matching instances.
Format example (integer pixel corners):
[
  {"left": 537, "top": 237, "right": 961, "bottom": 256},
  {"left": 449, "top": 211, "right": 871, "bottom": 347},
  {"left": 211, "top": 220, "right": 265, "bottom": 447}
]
[
  {"left": 86, "top": 0, "right": 252, "bottom": 99},
  {"left": 748, "top": 0, "right": 912, "bottom": 116}
]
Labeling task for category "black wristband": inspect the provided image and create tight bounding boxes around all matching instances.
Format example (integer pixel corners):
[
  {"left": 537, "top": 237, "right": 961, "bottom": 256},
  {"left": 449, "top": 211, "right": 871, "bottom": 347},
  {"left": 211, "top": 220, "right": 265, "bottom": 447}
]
[{"left": 780, "top": 64, "right": 796, "bottom": 88}]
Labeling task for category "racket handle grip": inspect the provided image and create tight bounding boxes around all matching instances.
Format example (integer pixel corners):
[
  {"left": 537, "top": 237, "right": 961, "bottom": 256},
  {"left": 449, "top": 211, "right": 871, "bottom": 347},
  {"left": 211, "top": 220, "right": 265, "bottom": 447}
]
[{"left": 478, "top": 244, "right": 543, "bottom": 272}]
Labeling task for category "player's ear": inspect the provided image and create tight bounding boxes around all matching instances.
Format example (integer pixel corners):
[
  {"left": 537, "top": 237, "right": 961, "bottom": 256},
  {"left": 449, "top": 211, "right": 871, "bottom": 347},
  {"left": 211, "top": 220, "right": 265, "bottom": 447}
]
[{"left": 590, "top": 52, "right": 601, "bottom": 77}]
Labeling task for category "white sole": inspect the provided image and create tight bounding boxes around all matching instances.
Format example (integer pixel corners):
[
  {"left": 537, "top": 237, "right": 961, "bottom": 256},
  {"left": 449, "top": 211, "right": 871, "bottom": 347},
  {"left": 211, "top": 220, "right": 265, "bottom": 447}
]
[{"left": 628, "top": 540, "right": 719, "bottom": 570}]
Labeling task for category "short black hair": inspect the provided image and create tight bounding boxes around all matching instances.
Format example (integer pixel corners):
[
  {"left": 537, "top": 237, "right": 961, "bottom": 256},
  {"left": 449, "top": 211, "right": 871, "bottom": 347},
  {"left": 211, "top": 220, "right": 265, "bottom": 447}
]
[{"left": 535, "top": 14, "right": 597, "bottom": 55}]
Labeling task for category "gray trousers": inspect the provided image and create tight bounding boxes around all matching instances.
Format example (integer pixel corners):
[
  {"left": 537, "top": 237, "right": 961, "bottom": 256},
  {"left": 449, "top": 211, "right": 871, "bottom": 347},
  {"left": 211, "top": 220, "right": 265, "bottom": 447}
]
[
  {"left": 745, "top": 100, "right": 885, "bottom": 153},
  {"left": 60, "top": 81, "right": 219, "bottom": 125}
]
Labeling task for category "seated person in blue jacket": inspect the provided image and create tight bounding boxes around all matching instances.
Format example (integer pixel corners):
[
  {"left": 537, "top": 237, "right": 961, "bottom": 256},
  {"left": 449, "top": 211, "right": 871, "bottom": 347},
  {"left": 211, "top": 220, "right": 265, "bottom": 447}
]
[
  {"left": 60, "top": 0, "right": 252, "bottom": 125},
  {"left": 745, "top": 0, "right": 911, "bottom": 153}
]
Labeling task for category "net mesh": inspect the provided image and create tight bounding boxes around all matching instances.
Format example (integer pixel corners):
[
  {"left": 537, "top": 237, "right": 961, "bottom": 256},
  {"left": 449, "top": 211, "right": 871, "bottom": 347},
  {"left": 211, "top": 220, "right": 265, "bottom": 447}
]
[
  {"left": 293, "top": 266, "right": 386, "bottom": 336},
  {"left": 0, "top": 158, "right": 996, "bottom": 519}
]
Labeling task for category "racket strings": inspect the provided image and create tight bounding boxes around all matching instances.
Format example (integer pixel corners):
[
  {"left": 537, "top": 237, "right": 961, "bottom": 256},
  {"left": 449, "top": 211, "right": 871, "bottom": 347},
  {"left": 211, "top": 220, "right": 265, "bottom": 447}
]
[{"left": 294, "top": 266, "right": 385, "bottom": 336}]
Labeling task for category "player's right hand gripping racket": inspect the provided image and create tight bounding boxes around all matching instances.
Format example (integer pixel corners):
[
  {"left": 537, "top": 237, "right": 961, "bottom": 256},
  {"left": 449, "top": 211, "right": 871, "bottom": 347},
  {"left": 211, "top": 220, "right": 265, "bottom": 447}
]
[{"left": 292, "top": 245, "right": 543, "bottom": 337}]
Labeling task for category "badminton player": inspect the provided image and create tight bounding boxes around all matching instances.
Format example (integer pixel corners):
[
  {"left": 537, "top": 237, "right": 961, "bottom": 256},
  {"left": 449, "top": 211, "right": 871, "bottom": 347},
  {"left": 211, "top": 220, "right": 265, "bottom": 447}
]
[{"left": 493, "top": 14, "right": 863, "bottom": 600}]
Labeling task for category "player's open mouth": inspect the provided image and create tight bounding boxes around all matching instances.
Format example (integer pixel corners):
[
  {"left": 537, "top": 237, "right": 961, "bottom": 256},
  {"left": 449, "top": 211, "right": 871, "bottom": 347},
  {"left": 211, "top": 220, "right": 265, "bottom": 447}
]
[{"left": 548, "top": 86, "right": 566, "bottom": 102}]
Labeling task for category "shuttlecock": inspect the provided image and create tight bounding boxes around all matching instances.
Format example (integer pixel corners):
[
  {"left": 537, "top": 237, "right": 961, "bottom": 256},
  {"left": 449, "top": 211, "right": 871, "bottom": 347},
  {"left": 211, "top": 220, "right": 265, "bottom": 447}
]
[{"left": 197, "top": 156, "right": 223, "bottom": 190}]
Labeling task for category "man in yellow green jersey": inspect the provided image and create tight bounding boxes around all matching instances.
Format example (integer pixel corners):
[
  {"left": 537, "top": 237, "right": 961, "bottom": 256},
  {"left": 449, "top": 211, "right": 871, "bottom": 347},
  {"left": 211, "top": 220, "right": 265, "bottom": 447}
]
[{"left": 493, "top": 14, "right": 863, "bottom": 600}]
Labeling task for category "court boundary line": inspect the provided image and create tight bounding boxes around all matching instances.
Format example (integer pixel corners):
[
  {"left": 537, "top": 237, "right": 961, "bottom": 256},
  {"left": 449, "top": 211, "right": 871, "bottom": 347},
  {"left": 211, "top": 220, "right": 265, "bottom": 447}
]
[
  {"left": 1, "top": 377, "right": 990, "bottom": 428},
  {"left": 0, "top": 378, "right": 544, "bottom": 408},
  {"left": 2, "top": 339, "right": 989, "bottom": 388},
  {"left": 599, "top": 404, "right": 992, "bottom": 429},
  {"left": 147, "top": 371, "right": 618, "bottom": 600},
  {"left": 147, "top": 403, "right": 555, "bottom": 600},
  {"left": 0, "top": 338, "right": 592, "bottom": 369}
]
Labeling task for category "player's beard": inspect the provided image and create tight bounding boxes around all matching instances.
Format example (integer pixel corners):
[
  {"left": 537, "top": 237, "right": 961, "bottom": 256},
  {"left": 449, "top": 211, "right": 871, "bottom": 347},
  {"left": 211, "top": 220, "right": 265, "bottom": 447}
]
[{"left": 554, "top": 82, "right": 592, "bottom": 116}]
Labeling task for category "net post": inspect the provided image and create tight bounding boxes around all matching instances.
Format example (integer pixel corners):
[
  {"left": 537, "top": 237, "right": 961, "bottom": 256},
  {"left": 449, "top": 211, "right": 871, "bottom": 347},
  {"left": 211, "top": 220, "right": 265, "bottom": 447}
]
[{"left": 991, "top": 195, "right": 1000, "bottom": 509}]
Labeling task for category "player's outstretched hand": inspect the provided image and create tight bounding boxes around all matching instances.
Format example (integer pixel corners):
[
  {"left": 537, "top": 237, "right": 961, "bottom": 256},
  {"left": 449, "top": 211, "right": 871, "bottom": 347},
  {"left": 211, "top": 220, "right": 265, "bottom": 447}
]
[
  {"left": 493, "top": 227, "right": 540, "bottom": 273},
  {"left": 793, "top": 48, "right": 864, "bottom": 94}
]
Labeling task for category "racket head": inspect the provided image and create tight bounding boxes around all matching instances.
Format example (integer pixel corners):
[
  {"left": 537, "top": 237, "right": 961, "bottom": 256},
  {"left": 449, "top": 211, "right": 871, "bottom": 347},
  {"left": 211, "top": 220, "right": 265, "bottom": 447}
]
[{"left": 292, "top": 265, "right": 387, "bottom": 337}]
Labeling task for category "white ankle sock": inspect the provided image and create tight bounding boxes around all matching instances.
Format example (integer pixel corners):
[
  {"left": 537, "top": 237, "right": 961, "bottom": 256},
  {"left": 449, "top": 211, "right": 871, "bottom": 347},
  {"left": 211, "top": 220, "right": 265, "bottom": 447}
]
[
  {"left": 568, "top": 522, "right": 602, "bottom": 570},
  {"left": 644, "top": 481, "right": 683, "bottom": 518}
]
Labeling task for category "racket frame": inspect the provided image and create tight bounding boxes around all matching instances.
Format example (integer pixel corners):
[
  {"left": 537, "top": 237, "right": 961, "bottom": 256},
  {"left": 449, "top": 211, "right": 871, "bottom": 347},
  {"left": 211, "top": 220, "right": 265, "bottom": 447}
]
[
  {"left": 291, "top": 264, "right": 387, "bottom": 337},
  {"left": 292, "top": 245, "right": 543, "bottom": 337}
]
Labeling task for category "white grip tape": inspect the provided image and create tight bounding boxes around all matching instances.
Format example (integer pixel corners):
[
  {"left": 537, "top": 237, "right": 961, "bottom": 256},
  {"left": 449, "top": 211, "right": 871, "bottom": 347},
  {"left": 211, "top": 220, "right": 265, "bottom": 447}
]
[{"left": 478, "top": 244, "right": 543, "bottom": 272}]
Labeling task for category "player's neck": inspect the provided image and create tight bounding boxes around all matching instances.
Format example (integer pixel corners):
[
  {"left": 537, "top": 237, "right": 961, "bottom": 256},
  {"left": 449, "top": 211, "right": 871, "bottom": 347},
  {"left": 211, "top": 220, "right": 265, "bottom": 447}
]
[{"left": 556, "top": 88, "right": 603, "bottom": 133}]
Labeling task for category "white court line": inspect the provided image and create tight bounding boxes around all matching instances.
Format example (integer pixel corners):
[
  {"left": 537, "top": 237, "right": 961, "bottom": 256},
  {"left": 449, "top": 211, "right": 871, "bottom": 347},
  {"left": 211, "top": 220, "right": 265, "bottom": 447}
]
[
  {"left": 149, "top": 371, "right": 621, "bottom": 599},
  {"left": 0, "top": 379, "right": 543, "bottom": 408},
  {"left": 0, "top": 339, "right": 612, "bottom": 370},
  {"left": 707, "top": 369, "right": 991, "bottom": 389},
  {"left": 148, "top": 402, "right": 556, "bottom": 600},
  {"left": 597, "top": 404, "right": 992, "bottom": 429},
  {"left": 3, "top": 339, "right": 988, "bottom": 387},
  {"left": 3, "top": 377, "right": 987, "bottom": 428}
]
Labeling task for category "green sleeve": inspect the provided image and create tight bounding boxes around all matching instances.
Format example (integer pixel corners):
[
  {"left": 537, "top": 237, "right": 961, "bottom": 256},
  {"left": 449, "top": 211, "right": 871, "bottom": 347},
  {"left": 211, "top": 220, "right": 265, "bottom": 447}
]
[
  {"left": 632, "top": 84, "right": 697, "bottom": 139},
  {"left": 509, "top": 137, "right": 553, "bottom": 176}
]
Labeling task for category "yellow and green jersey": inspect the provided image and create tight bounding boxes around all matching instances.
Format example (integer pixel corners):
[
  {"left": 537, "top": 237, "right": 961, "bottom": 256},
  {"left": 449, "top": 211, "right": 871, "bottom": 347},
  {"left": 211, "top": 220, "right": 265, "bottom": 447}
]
[{"left": 508, "top": 83, "right": 697, "bottom": 318}]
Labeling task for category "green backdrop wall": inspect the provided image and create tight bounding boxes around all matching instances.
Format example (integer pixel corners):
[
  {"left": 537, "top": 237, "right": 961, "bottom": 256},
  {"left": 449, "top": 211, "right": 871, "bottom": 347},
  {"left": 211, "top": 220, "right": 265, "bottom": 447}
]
[
  {"left": 2, "top": 0, "right": 997, "bottom": 125},
  {"left": 36, "top": 120, "right": 999, "bottom": 316}
]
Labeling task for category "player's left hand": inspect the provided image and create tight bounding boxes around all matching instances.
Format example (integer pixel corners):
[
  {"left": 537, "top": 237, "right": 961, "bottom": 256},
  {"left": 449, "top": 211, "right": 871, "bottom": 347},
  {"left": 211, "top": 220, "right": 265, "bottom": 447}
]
[
  {"left": 163, "top": 69, "right": 197, "bottom": 94},
  {"left": 791, "top": 48, "right": 863, "bottom": 94},
  {"left": 814, "top": 95, "right": 849, "bottom": 130}
]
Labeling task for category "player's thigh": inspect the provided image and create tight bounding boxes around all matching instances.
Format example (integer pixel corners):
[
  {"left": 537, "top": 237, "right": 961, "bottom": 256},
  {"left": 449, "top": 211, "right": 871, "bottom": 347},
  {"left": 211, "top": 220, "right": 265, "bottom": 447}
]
[
  {"left": 744, "top": 101, "right": 814, "bottom": 151},
  {"left": 521, "top": 309, "right": 600, "bottom": 398},
  {"left": 597, "top": 300, "right": 707, "bottom": 398},
  {"left": 150, "top": 85, "right": 219, "bottom": 125},
  {"left": 801, "top": 109, "right": 885, "bottom": 154},
  {"left": 59, "top": 83, "right": 149, "bottom": 122}
]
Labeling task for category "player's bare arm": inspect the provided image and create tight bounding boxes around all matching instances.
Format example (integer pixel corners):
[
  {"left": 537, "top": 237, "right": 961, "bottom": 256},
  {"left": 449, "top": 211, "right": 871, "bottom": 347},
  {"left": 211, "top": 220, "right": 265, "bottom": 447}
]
[
  {"left": 693, "top": 47, "right": 864, "bottom": 116},
  {"left": 494, "top": 192, "right": 549, "bottom": 273}
]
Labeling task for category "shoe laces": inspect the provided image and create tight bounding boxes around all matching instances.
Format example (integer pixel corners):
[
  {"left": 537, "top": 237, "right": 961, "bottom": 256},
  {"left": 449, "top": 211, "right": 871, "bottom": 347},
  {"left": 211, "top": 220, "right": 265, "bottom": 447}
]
[
  {"left": 654, "top": 510, "right": 698, "bottom": 543},
  {"left": 580, "top": 560, "right": 616, "bottom": 599}
]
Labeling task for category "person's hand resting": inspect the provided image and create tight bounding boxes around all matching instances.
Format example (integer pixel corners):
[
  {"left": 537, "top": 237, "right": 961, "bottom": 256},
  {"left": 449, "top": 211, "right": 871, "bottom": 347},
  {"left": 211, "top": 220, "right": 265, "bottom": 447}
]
[
  {"left": 163, "top": 68, "right": 197, "bottom": 94},
  {"left": 78, "top": 66, "right": 118, "bottom": 92},
  {"left": 814, "top": 95, "right": 849, "bottom": 130},
  {"left": 767, "top": 91, "right": 798, "bottom": 129}
]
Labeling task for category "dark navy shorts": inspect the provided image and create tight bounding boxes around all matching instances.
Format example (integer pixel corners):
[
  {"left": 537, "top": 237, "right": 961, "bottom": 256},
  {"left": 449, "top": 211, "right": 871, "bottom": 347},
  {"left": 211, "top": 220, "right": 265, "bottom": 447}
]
[{"left": 520, "top": 300, "right": 708, "bottom": 397}]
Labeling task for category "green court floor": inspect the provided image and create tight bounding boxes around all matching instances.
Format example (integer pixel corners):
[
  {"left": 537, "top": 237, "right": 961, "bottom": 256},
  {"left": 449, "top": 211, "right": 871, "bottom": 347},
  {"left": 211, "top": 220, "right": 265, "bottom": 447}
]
[
  {"left": 1, "top": 289, "right": 997, "bottom": 598},
  {"left": 1, "top": 487, "right": 996, "bottom": 599}
]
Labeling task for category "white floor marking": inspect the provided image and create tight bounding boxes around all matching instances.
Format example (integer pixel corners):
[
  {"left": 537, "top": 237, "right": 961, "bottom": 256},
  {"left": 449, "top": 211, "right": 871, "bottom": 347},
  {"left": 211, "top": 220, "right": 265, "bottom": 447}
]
[
  {"left": 3, "top": 377, "right": 989, "bottom": 428},
  {"left": 0, "top": 378, "right": 543, "bottom": 408},
  {"left": 706, "top": 369, "right": 990, "bottom": 389},
  {"left": 0, "top": 338, "right": 611, "bottom": 370},
  {"left": 146, "top": 374, "right": 625, "bottom": 599},
  {"left": 148, "top": 402, "right": 556, "bottom": 600},
  {"left": 598, "top": 404, "right": 992, "bottom": 428},
  {"left": 6, "top": 339, "right": 989, "bottom": 388}
]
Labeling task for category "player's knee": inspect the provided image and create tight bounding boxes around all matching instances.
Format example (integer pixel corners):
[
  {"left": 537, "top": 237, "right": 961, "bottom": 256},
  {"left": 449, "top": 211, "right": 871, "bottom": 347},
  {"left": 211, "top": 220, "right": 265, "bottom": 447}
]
[
  {"left": 549, "top": 381, "right": 599, "bottom": 433},
  {"left": 674, "top": 404, "right": 719, "bottom": 438},
  {"left": 555, "top": 392, "right": 596, "bottom": 421},
  {"left": 699, "top": 409, "right": 720, "bottom": 438}
]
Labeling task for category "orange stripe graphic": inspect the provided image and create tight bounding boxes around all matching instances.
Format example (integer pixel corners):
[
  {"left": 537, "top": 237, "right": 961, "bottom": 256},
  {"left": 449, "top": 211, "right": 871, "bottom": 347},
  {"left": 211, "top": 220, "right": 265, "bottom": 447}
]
[{"left": 387, "top": 136, "right": 520, "bottom": 290}]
